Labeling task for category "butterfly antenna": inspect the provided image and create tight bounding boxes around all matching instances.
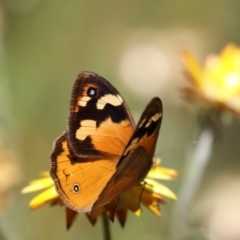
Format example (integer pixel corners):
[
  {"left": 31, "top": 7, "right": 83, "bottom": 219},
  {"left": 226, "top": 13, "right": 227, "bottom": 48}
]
[
  {"left": 156, "top": 141, "right": 198, "bottom": 156},
  {"left": 137, "top": 181, "right": 147, "bottom": 208}
]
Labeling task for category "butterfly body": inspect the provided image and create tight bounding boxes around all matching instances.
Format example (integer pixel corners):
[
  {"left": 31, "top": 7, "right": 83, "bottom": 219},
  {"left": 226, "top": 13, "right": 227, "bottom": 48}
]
[{"left": 50, "top": 71, "right": 162, "bottom": 213}]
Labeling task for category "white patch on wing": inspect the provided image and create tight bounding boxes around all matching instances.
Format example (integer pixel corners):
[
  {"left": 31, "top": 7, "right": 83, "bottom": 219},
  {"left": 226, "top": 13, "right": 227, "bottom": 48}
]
[
  {"left": 145, "top": 120, "right": 152, "bottom": 128},
  {"left": 145, "top": 112, "right": 162, "bottom": 128},
  {"left": 117, "top": 95, "right": 123, "bottom": 104},
  {"left": 131, "top": 137, "right": 139, "bottom": 144},
  {"left": 78, "top": 96, "right": 91, "bottom": 107},
  {"left": 138, "top": 119, "right": 146, "bottom": 128},
  {"left": 152, "top": 112, "right": 162, "bottom": 121},
  {"left": 96, "top": 94, "right": 123, "bottom": 110},
  {"left": 76, "top": 120, "right": 97, "bottom": 140},
  {"left": 123, "top": 137, "right": 139, "bottom": 156}
]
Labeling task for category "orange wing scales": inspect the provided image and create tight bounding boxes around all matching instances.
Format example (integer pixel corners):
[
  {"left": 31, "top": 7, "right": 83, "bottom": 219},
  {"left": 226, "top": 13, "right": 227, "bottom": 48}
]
[
  {"left": 51, "top": 133, "right": 118, "bottom": 212},
  {"left": 50, "top": 72, "right": 162, "bottom": 214}
]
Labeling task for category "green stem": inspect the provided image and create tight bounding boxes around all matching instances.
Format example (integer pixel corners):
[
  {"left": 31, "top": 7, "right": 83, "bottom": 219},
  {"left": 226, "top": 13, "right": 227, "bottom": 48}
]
[
  {"left": 171, "top": 128, "right": 214, "bottom": 239},
  {"left": 0, "top": 228, "right": 6, "bottom": 240},
  {"left": 102, "top": 213, "right": 111, "bottom": 240}
]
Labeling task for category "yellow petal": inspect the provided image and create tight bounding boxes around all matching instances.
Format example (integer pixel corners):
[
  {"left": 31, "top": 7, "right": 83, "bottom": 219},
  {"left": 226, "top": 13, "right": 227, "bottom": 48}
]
[
  {"left": 131, "top": 185, "right": 164, "bottom": 201},
  {"left": 21, "top": 177, "right": 54, "bottom": 194},
  {"left": 147, "top": 166, "right": 178, "bottom": 180},
  {"left": 134, "top": 208, "right": 141, "bottom": 217},
  {"left": 130, "top": 185, "right": 164, "bottom": 218},
  {"left": 119, "top": 190, "right": 140, "bottom": 213},
  {"left": 147, "top": 203, "right": 162, "bottom": 217},
  {"left": 138, "top": 189, "right": 163, "bottom": 217},
  {"left": 29, "top": 186, "right": 58, "bottom": 209},
  {"left": 220, "top": 44, "right": 238, "bottom": 64},
  {"left": 145, "top": 179, "right": 177, "bottom": 200},
  {"left": 181, "top": 51, "right": 203, "bottom": 86}
]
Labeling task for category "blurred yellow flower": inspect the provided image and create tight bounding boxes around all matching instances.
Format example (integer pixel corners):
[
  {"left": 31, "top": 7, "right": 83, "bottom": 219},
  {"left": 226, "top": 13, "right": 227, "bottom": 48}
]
[
  {"left": 182, "top": 44, "right": 240, "bottom": 114},
  {"left": 0, "top": 149, "right": 20, "bottom": 213},
  {"left": 22, "top": 161, "right": 178, "bottom": 229}
]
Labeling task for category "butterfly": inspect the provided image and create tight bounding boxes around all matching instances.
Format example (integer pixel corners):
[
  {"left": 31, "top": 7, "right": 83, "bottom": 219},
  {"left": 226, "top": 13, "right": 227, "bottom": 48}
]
[{"left": 50, "top": 71, "right": 162, "bottom": 213}]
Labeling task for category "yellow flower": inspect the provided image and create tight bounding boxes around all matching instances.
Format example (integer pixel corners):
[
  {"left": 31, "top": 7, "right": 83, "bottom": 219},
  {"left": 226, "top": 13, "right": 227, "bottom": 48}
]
[
  {"left": 22, "top": 160, "right": 178, "bottom": 229},
  {"left": 0, "top": 149, "right": 20, "bottom": 213},
  {"left": 182, "top": 44, "right": 240, "bottom": 114}
]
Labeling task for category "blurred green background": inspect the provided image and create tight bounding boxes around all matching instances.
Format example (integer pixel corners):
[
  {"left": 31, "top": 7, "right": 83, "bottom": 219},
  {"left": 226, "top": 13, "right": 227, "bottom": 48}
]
[{"left": 1, "top": 1, "right": 240, "bottom": 240}]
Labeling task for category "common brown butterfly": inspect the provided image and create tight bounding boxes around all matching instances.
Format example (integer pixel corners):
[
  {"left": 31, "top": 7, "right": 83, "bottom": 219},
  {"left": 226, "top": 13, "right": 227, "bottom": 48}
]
[{"left": 50, "top": 71, "right": 162, "bottom": 213}]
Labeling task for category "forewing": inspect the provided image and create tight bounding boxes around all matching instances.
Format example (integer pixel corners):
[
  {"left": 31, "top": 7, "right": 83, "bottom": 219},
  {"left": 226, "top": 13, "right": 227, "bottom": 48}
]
[
  {"left": 68, "top": 71, "right": 135, "bottom": 159},
  {"left": 121, "top": 97, "right": 162, "bottom": 161}
]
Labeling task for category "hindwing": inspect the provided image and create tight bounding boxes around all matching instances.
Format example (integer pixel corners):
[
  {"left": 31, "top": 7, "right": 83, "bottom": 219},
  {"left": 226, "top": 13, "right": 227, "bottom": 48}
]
[{"left": 51, "top": 132, "right": 118, "bottom": 212}]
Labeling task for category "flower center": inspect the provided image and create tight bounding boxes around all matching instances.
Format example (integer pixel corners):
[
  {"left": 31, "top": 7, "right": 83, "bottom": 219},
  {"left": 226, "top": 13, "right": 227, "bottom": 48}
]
[{"left": 225, "top": 72, "right": 240, "bottom": 89}]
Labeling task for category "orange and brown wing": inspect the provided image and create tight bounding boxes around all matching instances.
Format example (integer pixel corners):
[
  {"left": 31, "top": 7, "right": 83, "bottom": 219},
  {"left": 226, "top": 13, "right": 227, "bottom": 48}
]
[
  {"left": 68, "top": 71, "right": 135, "bottom": 159},
  {"left": 93, "top": 97, "right": 163, "bottom": 209},
  {"left": 50, "top": 132, "right": 118, "bottom": 213},
  {"left": 50, "top": 72, "right": 137, "bottom": 213}
]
